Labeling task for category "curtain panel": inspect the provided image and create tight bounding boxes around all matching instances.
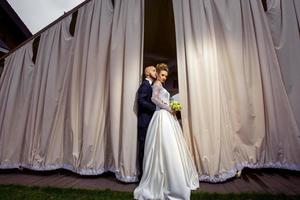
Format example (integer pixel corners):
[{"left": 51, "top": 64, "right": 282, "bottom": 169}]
[
  {"left": 172, "top": 0, "right": 300, "bottom": 182},
  {"left": 266, "top": 0, "right": 300, "bottom": 128},
  {"left": 0, "top": 0, "right": 144, "bottom": 182}
]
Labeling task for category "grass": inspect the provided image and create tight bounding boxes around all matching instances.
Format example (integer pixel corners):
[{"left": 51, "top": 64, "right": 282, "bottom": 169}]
[{"left": 0, "top": 184, "right": 299, "bottom": 200}]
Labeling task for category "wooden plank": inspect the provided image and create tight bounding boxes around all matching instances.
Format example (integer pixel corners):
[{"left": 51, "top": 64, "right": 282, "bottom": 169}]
[
  {"left": 1, "top": 169, "right": 300, "bottom": 194},
  {"left": 259, "top": 173, "right": 295, "bottom": 195}
]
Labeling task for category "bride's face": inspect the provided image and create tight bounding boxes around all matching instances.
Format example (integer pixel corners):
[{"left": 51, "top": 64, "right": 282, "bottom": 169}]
[{"left": 157, "top": 70, "right": 168, "bottom": 83}]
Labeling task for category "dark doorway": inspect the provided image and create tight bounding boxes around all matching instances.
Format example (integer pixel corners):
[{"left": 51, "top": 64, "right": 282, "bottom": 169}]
[{"left": 144, "top": 0, "right": 178, "bottom": 96}]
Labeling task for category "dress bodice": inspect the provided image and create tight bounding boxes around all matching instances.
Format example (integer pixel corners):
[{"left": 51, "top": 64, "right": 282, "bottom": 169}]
[{"left": 151, "top": 83, "right": 171, "bottom": 112}]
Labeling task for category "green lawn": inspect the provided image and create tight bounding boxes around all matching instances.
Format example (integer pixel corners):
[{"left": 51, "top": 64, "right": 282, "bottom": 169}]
[{"left": 0, "top": 184, "right": 299, "bottom": 200}]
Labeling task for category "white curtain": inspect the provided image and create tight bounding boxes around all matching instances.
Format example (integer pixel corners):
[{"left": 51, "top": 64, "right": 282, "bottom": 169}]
[
  {"left": 0, "top": 15, "right": 74, "bottom": 170},
  {"left": 0, "top": 41, "right": 35, "bottom": 167},
  {"left": 0, "top": 0, "right": 144, "bottom": 182},
  {"left": 29, "top": 16, "right": 73, "bottom": 170},
  {"left": 266, "top": 0, "right": 300, "bottom": 128},
  {"left": 63, "top": 0, "right": 113, "bottom": 174},
  {"left": 173, "top": 0, "right": 300, "bottom": 182},
  {"left": 109, "top": 0, "right": 144, "bottom": 182}
]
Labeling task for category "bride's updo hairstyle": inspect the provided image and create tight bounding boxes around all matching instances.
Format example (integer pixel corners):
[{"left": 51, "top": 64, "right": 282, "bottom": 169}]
[{"left": 156, "top": 63, "right": 168, "bottom": 74}]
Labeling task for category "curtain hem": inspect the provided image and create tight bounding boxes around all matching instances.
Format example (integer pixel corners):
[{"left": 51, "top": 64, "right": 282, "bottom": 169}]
[
  {"left": 199, "top": 162, "right": 300, "bottom": 183},
  {"left": 0, "top": 163, "right": 138, "bottom": 183},
  {"left": 1, "top": 162, "right": 299, "bottom": 183}
]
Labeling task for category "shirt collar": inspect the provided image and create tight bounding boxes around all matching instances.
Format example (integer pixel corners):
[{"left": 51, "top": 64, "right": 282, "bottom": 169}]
[{"left": 145, "top": 78, "right": 153, "bottom": 85}]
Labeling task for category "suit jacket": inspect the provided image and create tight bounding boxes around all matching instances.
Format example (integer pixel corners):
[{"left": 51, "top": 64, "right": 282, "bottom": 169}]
[{"left": 137, "top": 80, "right": 156, "bottom": 129}]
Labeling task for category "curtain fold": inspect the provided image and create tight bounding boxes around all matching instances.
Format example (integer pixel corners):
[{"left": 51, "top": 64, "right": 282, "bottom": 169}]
[
  {"left": 65, "top": 0, "right": 113, "bottom": 174},
  {"left": 0, "top": 41, "right": 35, "bottom": 167},
  {"left": 250, "top": 0, "right": 300, "bottom": 167},
  {"left": 28, "top": 16, "right": 73, "bottom": 170},
  {"left": 109, "top": 0, "right": 144, "bottom": 182},
  {"left": 266, "top": 0, "right": 300, "bottom": 128},
  {"left": 172, "top": 0, "right": 300, "bottom": 182}
]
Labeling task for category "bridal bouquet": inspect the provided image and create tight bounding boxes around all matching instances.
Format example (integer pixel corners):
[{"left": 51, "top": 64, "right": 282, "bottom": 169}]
[{"left": 170, "top": 100, "right": 183, "bottom": 111}]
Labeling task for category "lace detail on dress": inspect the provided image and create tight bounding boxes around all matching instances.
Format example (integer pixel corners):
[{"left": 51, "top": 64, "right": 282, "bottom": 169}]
[{"left": 151, "top": 82, "right": 172, "bottom": 112}]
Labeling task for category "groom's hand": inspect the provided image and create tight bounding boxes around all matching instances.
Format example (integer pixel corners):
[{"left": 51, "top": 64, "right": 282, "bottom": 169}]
[{"left": 171, "top": 110, "right": 176, "bottom": 116}]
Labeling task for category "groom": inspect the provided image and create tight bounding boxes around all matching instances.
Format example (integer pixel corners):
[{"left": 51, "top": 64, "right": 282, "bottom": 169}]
[{"left": 137, "top": 65, "right": 157, "bottom": 178}]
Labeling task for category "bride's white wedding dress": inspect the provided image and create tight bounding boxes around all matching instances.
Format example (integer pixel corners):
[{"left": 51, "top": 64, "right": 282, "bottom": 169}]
[{"left": 134, "top": 82, "right": 199, "bottom": 200}]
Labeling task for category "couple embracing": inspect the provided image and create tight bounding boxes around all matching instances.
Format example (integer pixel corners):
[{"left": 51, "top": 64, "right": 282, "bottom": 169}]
[{"left": 134, "top": 63, "right": 199, "bottom": 200}]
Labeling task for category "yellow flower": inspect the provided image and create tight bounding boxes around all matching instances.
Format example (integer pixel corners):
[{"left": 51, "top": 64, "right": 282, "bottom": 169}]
[{"left": 170, "top": 100, "right": 183, "bottom": 111}]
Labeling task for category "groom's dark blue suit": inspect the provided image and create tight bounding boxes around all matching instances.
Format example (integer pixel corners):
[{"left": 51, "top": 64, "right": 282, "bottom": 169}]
[{"left": 137, "top": 79, "right": 156, "bottom": 177}]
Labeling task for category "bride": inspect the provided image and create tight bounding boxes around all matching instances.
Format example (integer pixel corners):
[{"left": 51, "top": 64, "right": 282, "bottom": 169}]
[{"left": 134, "top": 63, "right": 199, "bottom": 200}]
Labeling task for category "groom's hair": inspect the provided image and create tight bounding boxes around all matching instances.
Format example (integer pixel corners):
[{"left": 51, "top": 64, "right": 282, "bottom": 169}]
[{"left": 144, "top": 65, "right": 155, "bottom": 76}]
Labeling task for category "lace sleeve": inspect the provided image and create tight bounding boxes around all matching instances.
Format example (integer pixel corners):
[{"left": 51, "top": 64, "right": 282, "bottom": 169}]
[{"left": 151, "top": 84, "right": 172, "bottom": 112}]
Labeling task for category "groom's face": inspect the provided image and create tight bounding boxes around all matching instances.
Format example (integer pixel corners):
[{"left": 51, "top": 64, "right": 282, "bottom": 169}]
[{"left": 147, "top": 66, "right": 157, "bottom": 79}]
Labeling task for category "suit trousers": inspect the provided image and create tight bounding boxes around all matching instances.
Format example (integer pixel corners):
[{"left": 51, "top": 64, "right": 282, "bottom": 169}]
[{"left": 137, "top": 127, "right": 148, "bottom": 177}]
